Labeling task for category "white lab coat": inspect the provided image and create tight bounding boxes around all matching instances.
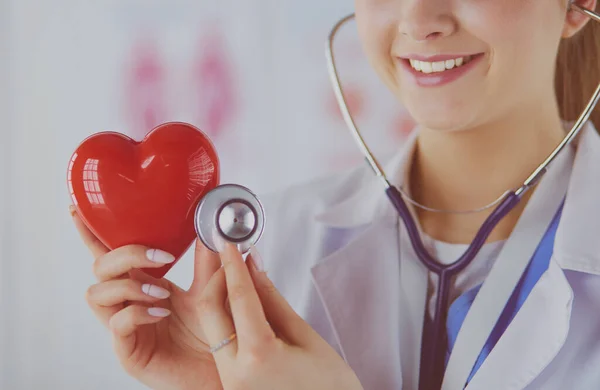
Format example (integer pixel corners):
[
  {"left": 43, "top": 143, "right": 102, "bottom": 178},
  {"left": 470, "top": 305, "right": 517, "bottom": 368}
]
[{"left": 254, "top": 120, "right": 600, "bottom": 390}]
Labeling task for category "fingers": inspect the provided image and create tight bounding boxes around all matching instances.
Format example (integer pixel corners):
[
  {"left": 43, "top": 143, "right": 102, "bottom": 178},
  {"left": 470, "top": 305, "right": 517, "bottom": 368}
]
[
  {"left": 190, "top": 238, "right": 222, "bottom": 296},
  {"left": 247, "top": 247, "right": 317, "bottom": 349},
  {"left": 70, "top": 205, "right": 109, "bottom": 259},
  {"left": 109, "top": 305, "right": 171, "bottom": 338},
  {"left": 86, "top": 277, "right": 171, "bottom": 359},
  {"left": 109, "top": 304, "right": 172, "bottom": 360},
  {"left": 70, "top": 205, "right": 175, "bottom": 283},
  {"left": 198, "top": 268, "right": 237, "bottom": 361},
  {"left": 219, "top": 242, "right": 275, "bottom": 351},
  {"left": 73, "top": 204, "right": 175, "bottom": 361},
  {"left": 93, "top": 245, "right": 175, "bottom": 282},
  {"left": 88, "top": 279, "right": 170, "bottom": 309},
  {"left": 86, "top": 279, "right": 171, "bottom": 326}
]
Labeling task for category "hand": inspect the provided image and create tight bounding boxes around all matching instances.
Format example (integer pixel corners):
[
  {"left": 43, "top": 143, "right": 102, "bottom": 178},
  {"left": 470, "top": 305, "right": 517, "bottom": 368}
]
[
  {"left": 200, "top": 240, "right": 364, "bottom": 390},
  {"left": 71, "top": 206, "right": 224, "bottom": 390}
]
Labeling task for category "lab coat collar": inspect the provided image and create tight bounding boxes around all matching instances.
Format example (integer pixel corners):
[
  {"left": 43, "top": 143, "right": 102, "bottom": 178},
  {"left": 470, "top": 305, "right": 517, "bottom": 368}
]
[
  {"left": 553, "top": 120, "right": 600, "bottom": 275},
  {"left": 314, "top": 129, "right": 419, "bottom": 228}
]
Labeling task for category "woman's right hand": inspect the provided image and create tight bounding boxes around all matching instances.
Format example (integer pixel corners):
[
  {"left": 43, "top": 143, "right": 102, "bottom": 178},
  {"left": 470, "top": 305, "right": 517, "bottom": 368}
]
[{"left": 71, "top": 206, "right": 224, "bottom": 390}]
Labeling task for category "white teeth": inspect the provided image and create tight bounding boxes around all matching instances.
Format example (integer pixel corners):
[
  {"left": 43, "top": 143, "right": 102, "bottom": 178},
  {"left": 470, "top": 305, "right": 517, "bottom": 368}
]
[
  {"left": 432, "top": 61, "right": 445, "bottom": 72},
  {"left": 409, "top": 56, "right": 471, "bottom": 73},
  {"left": 410, "top": 59, "right": 422, "bottom": 71}
]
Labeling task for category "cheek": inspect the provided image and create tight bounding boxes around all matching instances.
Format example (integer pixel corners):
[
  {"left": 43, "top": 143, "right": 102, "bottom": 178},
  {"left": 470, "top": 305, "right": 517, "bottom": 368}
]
[
  {"left": 355, "top": 1, "right": 398, "bottom": 85},
  {"left": 460, "top": 0, "right": 563, "bottom": 68},
  {"left": 461, "top": 1, "right": 533, "bottom": 50}
]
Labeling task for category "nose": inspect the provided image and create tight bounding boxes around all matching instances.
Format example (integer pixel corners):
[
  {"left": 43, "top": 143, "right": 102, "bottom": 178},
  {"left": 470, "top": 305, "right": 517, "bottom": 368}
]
[{"left": 398, "top": 0, "right": 456, "bottom": 42}]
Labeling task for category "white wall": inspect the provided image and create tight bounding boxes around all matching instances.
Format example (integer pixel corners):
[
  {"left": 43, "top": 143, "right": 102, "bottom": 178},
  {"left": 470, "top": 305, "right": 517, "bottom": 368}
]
[
  {"left": 0, "top": 0, "right": 15, "bottom": 387},
  {"left": 1, "top": 0, "right": 413, "bottom": 388}
]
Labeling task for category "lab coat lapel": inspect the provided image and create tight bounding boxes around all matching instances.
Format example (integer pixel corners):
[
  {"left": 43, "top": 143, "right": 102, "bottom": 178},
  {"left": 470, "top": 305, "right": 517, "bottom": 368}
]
[
  {"left": 310, "top": 217, "right": 406, "bottom": 390},
  {"left": 309, "top": 218, "right": 430, "bottom": 390},
  {"left": 457, "top": 121, "right": 600, "bottom": 389},
  {"left": 465, "top": 258, "right": 573, "bottom": 390},
  {"left": 310, "top": 131, "right": 424, "bottom": 390}
]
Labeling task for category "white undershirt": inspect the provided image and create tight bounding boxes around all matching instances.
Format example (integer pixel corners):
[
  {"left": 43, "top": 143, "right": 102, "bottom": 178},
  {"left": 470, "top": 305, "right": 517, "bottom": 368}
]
[
  {"left": 396, "top": 140, "right": 507, "bottom": 319},
  {"left": 423, "top": 236, "right": 505, "bottom": 319},
  {"left": 397, "top": 157, "right": 506, "bottom": 318}
]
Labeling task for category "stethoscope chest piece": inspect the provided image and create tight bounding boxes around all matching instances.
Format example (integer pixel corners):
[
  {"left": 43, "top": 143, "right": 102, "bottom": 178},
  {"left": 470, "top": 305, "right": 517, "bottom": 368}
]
[{"left": 195, "top": 184, "right": 265, "bottom": 253}]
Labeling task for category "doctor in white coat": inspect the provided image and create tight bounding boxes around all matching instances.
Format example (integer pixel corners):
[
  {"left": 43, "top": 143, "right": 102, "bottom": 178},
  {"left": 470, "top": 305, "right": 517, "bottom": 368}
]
[{"left": 73, "top": 0, "right": 600, "bottom": 389}]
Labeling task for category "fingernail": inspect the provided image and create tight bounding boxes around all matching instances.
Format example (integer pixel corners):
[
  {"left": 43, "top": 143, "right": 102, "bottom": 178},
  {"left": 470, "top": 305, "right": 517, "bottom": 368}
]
[
  {"left": 249, "top": 245, "right": 265, "bottom": 272},
  {"left": 69, "top": 205, "right": 77, "bottom": 217},
  {"left": 148, "top": 307, "right": 171, "bottom": 317},
  {"left": 212, "top": 229, "right": 226, "bottom": 253},
  {"left": 146, "top": 249, "right": 176, "bottom": 264},
  {"left": 142, "top": 284, "right": 170, "bottom": 299}
]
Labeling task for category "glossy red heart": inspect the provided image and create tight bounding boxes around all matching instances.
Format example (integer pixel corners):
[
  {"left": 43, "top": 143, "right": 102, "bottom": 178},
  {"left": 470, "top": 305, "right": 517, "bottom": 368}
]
[{"left": 67, "top": 122, "right": 220, "bottom": 278}]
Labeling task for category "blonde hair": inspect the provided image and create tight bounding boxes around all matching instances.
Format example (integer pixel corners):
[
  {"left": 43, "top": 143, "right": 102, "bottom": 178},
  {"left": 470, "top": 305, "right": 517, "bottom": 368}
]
[{"left": 555, "top": 2, "right": 600, "bottom": 130}]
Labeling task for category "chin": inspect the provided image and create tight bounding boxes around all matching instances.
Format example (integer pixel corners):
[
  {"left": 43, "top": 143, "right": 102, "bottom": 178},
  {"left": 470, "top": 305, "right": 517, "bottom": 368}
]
[
  {"left": 400, "top": 89, "right": 483, "bottom": 133},
  {"left": 409, "top": 110, "right": 475, "bottom": 133},
  {"left": 403, "top": 94, "right": 478, "bottom": 132}
]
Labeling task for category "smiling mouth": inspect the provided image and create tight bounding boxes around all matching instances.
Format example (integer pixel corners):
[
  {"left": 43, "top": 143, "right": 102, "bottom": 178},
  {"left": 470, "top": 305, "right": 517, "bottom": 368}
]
[
  {"left": 406, "top": 54, "right": 482, "bottom": 74},
  {"left": 397, "top": 53, "right": 486, "bottom": 87},
  {"left": 400, "top": 53, "right": 484, "bottom": 74}
]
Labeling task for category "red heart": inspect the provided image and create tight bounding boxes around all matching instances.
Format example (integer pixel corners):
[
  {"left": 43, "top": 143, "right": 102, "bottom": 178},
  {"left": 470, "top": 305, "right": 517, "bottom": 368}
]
[{"left": 67, "top": 122, "right": 220, "bottom": 278}]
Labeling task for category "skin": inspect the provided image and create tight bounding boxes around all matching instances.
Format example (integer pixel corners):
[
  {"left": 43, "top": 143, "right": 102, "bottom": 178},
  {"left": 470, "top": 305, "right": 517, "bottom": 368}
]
[
  {"left": 354, "top": 0, "right": 597, "bottom": 243},
  {"left": 73, "top": 0, "right": 597, "bottom": 388}
]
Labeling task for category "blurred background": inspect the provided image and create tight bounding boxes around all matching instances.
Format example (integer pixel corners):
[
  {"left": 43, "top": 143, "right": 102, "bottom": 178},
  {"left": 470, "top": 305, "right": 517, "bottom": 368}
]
[{"left": 0, "top": 0, "right": 414, "bottom": 388}]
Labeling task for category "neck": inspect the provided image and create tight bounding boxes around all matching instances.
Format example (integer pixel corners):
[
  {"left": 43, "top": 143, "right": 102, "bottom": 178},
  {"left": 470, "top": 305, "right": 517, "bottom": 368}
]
[{"left": 409, "top": 108, "right": 566, "bottom": 244}]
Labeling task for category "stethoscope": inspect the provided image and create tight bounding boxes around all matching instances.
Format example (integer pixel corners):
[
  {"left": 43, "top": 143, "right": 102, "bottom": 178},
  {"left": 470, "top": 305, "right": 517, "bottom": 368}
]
[
  {"left": 194, "top": 183, "right": 266, "bottom": 255},
  {"left": 324, "top": 2, "right": 600, "bottom": 390}
]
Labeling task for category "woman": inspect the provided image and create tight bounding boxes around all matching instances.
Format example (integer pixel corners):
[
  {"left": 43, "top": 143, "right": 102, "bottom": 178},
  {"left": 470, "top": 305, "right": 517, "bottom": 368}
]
[{"left": 71, "top": 0, "right": 600, "bottom": 389}]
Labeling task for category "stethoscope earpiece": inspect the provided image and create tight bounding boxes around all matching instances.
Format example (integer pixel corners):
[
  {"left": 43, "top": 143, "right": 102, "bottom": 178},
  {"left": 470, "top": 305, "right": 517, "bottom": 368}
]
[{"left": 195, "top": 184, "right": 265, "bottom": 254}]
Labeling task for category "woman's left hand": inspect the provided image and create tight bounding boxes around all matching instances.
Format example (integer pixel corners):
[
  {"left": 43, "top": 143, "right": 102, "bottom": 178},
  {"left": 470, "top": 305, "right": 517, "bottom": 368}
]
[{"left": 198, "top": 241, "right": 363, "bottom": 390}]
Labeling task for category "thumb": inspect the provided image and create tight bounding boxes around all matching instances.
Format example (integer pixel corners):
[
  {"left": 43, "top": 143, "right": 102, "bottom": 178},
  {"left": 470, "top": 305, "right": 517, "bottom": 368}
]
[
  {"left": 69, "top": 205, "right": 109, "bottom": 259},
  {"left": 189, "top": 238, "right": 221, "bottom": 296},
  {"left": 247, "top": 246, "right": 319, "bottom": 348}
]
